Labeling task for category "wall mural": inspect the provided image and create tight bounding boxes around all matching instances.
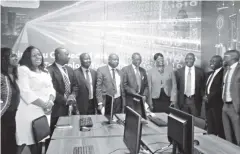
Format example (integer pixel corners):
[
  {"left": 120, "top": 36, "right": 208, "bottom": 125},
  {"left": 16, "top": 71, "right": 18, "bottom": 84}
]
[
  {"left": 215, "top": 1, "right": 240, "bottom": 57},
  {"left": 2, "top": 1, "right": 201, "bottom": 70}
]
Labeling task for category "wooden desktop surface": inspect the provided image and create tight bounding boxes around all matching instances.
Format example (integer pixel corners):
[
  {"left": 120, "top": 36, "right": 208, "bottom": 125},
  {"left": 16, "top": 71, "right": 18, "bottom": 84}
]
[
  {"left": 52, "top": 114, "right": 171, "bottom": 139},
  {"left": 194, "top": 134, "right": 240, "bottom": 154},
  {"left": 47, "top": 137, "right": 130, "bottom": 154},
  {"left": 52, "top": 115, "right": 125, "bottom": 139},
  {"left": 116, "top": 113, "right": 206, "bottom": 134}
]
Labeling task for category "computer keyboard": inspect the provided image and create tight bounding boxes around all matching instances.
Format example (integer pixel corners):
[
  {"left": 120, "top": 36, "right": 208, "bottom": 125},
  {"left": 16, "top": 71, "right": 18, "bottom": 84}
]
[
  {"left": 79, "top": 117, "right": 93, "bottom": 128},
  {"left": 148, "top": 116, "right": 167, "bottom": 127},
  {"left": 73, "top": 145, "right": 95, "bottom": 154}
]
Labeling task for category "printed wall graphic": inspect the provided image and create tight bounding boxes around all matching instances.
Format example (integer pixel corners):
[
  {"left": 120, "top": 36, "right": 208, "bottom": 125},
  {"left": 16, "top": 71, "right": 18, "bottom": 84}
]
[{"left": 2, "top": 1, "right": 201, "bottom": 70}]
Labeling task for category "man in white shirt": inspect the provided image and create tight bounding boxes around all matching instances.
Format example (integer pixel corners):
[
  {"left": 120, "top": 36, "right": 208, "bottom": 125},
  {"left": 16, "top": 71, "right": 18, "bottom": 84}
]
[
  {"left": 203, "top": 55, "right": 225, "bottom": 138},
  {"left": 96, "top": 54, "right": 125, "bottom": 115},
  {"left": 175, "top": 53, "right": 205, "bottom": 116},
  {"left": 222, "top": 50, "right": 240, "bottom": 146}
]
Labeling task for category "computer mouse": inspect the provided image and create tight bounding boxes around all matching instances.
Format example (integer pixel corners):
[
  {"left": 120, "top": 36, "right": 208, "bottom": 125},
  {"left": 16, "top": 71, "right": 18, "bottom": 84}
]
[
  {"left": 80, "top": 126, "right": 90, "bottom": 132},
  {"left": 193, "top": 140, "right": 200, "bottom": 146}
]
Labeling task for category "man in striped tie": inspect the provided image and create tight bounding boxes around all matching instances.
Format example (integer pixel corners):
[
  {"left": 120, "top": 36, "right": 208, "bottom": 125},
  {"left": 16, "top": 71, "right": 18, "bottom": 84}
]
[
  {"left": 46, "top": 47, "right": 76, "bottom": 150},
  {"left": 122, "top": 53, "right": 149, "bottom": 113}
]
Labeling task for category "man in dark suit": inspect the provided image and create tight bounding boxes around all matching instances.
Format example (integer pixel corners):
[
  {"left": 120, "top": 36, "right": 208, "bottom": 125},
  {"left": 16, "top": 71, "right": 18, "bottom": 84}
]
[
  {"left": 96, "top": 53, "right": 125, "bottom": 114},
  {"left": 222, "top": 50, "right": 240, "bottom": 146},
  {"left": 72, "top": 53, "right": 97, "bottom": 115},
  {"left": 122, "top": 53, "right": 149, "bottom": 111},
  {"left": 203, "top": 55, "right": 225, "bottom": 138},
  {"left": 175, "top": 53, "right": 205, "bottom": 117},
  {"left": 46, "top": 47, "right": 76, "bottom": 150}
]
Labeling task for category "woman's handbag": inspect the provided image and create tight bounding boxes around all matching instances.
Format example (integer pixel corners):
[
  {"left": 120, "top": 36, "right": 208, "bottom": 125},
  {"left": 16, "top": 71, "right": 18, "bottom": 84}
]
[{"left": 32, "top": 115, "right": 50, "bottom": 142}]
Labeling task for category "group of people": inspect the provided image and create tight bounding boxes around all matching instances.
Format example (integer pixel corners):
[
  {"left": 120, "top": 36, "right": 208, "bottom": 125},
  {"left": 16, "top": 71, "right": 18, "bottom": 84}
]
[{"left": 1, "top": 45, "right": 240, "bottom": 154}]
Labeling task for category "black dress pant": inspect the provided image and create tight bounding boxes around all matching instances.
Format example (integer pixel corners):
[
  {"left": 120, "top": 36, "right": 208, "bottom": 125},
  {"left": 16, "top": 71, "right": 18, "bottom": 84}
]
[
  {"left": 113, "top": 97, "right": 122, "bottom": 114},
  {"left": 152, "top": 90, "right": 170, "bottom": 113},
  {"left": 182, "top": 95, "right": 199, "bottom": 116},
  {"left": 222, "top": 103, "right": 240, "bottom": 146},
  {"left": 206, "top": 107, "right": 225, "bottom": 139},
  {"left": 1, "top": 110, "right": 17, "bottom": 154}
]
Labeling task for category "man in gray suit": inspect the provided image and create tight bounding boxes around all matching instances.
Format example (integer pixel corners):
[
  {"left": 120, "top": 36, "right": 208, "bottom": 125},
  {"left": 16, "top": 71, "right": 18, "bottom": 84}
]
[
  {"left": 96, "top": 54, "right": 125, "bottom": 114},
  {"left": 122, "top": 53, "right": 149, "bottom": 111},
  {"left": 72, "top": 53, "right": 97, "bottom": 115},
  {"left": 222, "top": 50, "right": 240, "bottom": 146}
]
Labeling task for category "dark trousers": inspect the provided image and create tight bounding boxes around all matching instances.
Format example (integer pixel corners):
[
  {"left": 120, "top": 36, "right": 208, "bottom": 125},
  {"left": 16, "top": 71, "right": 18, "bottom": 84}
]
[
  {"left": 113, "top": 97, "right": 122, "bottom": 114},
  {"left": 206, "top": 107, "right": 225, "bottom": 139},
  {"left": 16, "top": 143, "right": 42, "bottom": 154},
  {"left": 45, "top": 116, "right": 59, "bottom": 152},
  {"left": 222, "top": 103, "right": 240, "bottom": 146},
  {"left": 1, "top": 110, "right": 17, "bottom": 154},
  {"left": 86, "top": 99, "right": 96, "bottom": 115},
  {"left": 152, "top": 90, "right": 170, "bottom": 113},
  {"left": 182, "top": 96, "right": 198, "bottom": 116}
]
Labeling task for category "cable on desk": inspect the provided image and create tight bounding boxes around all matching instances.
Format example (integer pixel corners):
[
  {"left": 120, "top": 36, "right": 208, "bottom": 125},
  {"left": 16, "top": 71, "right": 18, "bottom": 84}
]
[
  {"left": 152, "top": 143, "right": 172, "bottom": 154},
  {"left": 108, "top": 148, "right": 128, "bottom": 154},
  {"left": 147, "top": 141, "right": 170, "bottom": 146}
]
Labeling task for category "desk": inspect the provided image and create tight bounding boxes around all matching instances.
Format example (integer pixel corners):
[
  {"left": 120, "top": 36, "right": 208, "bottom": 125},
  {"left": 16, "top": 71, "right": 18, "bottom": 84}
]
[
  {"left": 47, "top": 137, "right": 130, "bottom": 154},
  {"left": 52, "top": 115, "right": 124, "bottom": 139},
  {"left": 194, "top": 134, "right": 240, "bottom": 154},
  {"left": 116, "top": 113, "right": 206, "bottom": 135}
]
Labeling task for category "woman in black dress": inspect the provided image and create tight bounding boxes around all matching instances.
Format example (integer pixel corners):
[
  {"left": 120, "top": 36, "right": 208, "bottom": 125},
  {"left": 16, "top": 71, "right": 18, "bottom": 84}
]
[{"left": 1, "top": 47, "right": 20, "bottom": 154}]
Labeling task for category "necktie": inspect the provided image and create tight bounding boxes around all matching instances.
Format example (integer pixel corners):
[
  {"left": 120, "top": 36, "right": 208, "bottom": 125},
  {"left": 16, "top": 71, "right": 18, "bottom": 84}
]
[
  {"left": 185, "top": 68, "right": 192, "bottom": 97},
  {"left": 136, "top": 68, "right": 141, "bottom": 93},
  {"left": 158, "top": 67, "right": 164, "bottom": 86},
  {"left": 206, "top": 71, "right": 215, "bottom": 94},
  {"left": 62, "top": 66, "right": 71, "bottom": 97},
  {"left": 85, "top": 70, "right": 92, "bottom": 99},
  {"left": 223, "top": 68, "right": 231, "bottom": 102},
  {"left": 112, "top": 68, "right": 117, "bottom": 94}
]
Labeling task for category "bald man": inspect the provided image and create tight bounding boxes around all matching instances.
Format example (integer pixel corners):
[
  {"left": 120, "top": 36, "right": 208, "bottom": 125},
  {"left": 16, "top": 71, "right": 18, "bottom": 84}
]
[
  {"left": 203, "top": 55, "right": 225, "bottom": 138},
  {"left": 72, "top": 53, "right": 97, "bottom": 115},
  {"left": 46, "top": 47, "right": 76, "bottom": 150},
  {"left": 96, "top": 54, "right": 125, "bottom": 115},
  {"left": 122, "top": 53, "right": 149, "bottom": 112},
  {"left": 222, "top": 50, "right": 240, "bottom": 146},
  {"left": 175, "top": 53, "right": 205, "bottom": 116}
]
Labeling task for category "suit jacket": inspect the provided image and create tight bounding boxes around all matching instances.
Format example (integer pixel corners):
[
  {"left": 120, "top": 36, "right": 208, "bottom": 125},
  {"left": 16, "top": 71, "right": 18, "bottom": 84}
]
[
  {"left": 96, "top": 65, "right": 125, "bottom": 108},
  {"left": 175, "top": 66, "right": 205, "bottom": 113},
  {"left": 47, "top": 63, "right": 75, "bottom": 117},
  {"left": 73, "top": 67, "right": 97, "bottom": 114},
  {"left": 122, "top": 65, "right": 149, "bottom": 106},
  {"left": 147, "top": 66, "right": 177, "bottom": 108},
  {"left": 227, "top": 63, "right": 240, "bottom": 114},
  {"left": 206, "top": 68, "right": 224, "bottom": 109}
]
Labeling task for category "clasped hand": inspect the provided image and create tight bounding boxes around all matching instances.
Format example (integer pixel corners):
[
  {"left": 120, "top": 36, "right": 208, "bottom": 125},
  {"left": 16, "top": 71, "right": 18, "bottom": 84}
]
[{"left": 44, "top": 100, "right": 54, "bottom": 115}]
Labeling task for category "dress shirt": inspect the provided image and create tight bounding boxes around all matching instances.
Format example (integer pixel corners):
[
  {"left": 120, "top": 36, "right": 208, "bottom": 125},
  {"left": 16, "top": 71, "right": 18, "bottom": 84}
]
[
  {"left": 184, "top": 66, "right": 195, "bottom": 96},
  {"left": 206, "top": 67, "right": 222, "bottom": 94},
  {"left": 108, "top": 65, "right": 121, "bottom": 98},
  {"left": 55, "top": 62, "right": 70, "bottom": 85},
  {"left": 223, "top": 62, "right": 238, "bottom": 102},
  {"left": 81, "top": 67, "right": 93, "bottom": 99}
]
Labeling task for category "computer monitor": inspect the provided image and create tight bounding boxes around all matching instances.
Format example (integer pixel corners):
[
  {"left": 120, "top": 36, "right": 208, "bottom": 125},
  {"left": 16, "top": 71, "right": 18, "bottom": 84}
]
[
  {"left": 103, "top": 94, "right": 115, "bottom": 124},
  {"left": 168, "top": 107, "right": 194, "bottom": 154},
  {"left": 127, "top": 93, "right": 147, "bottom": 119},
  {"left": 123, "top": 106, "right": 142, "bottom": 154}
]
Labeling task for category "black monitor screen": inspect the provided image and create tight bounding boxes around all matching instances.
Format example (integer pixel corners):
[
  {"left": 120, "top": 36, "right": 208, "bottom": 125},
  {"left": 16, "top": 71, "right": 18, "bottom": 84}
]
[
  {"left": 167, "top": 107, "right": 193, "bottom": 154},
  {"left": 123, "top": 106, "right": 142, "bottom": 154},
  {"left": 128, "top": 93, "right": 147, "bottom": 119},
  {"left": 104, "top": 94, "right": 114, "bottom": 123}
]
